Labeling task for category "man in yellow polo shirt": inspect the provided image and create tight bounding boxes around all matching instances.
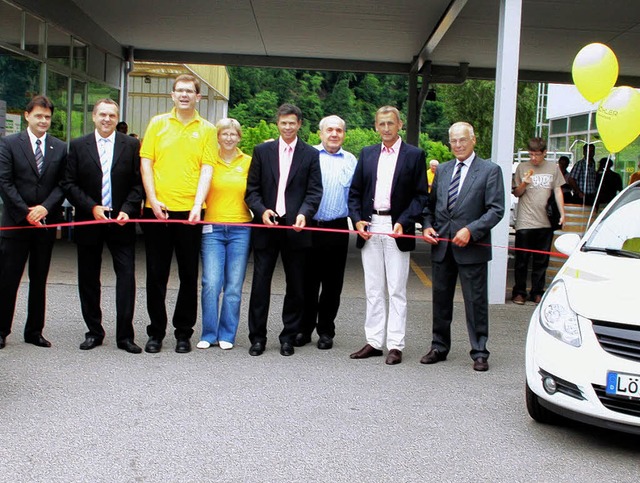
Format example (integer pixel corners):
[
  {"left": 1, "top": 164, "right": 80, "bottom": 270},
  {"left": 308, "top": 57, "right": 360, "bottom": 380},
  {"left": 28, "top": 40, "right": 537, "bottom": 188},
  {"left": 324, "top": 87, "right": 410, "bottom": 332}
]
[{"left": 140, "top": 73, "right": 216, "bottom": 354}]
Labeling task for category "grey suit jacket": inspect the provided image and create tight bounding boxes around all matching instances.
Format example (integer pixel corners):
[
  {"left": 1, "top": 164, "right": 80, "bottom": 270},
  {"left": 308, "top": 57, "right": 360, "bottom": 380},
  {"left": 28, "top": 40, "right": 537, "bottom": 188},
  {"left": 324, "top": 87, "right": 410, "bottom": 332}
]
[{"left": 422, "top": 154, "right": 505, "bottom": 264}]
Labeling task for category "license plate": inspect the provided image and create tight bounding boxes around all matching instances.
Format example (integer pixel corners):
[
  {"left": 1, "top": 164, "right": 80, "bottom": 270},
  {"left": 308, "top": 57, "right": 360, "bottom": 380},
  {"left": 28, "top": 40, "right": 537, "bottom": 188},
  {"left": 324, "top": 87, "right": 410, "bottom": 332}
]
[{"left": 606, "top": 371, "right": 640, "bottom": 399}]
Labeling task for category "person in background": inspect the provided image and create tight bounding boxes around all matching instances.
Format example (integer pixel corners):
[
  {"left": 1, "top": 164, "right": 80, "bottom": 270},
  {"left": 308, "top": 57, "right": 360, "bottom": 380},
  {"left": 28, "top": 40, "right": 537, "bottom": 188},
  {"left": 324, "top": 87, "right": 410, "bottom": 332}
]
[
  {"left": 568, "top": 143, "right": 597, "bottom": 205},
  {"left": 0, "top": 95, "right": 67, "bottom": 350},
  {"left": 140, "top": 74, "right": 217, "bottom": 354},
  {"left": 348, "top": 106, "right": 428, "bottom": 366},
  {"left": 511, "top": 137, "right": 565, "bottom": 306},
  {"left": 116, "top": 121, "right": 128, "bottom": 135},
  {"left": 427, "top": 159, "right": 439, "bottom": 193},
  {"left": 557, "top": 155, "right": 574, "bottom": 203},
  {"left": 628, "top": 156, "right": 640, "bottom": 186},
  {"left": 596, "top": 157, "right": 622, "bottom": 209},
  {"left": 421, "top": 121, "right": 504, "bottom": 372},
  {"left": 197, "top": 118, "right": 252, "bottom": 351},
  {"left": 62, "top": 98, "right": 144, "bottom": 353},
  {"left": 295, "top": 115, "right": 357, "bottom": 350}
]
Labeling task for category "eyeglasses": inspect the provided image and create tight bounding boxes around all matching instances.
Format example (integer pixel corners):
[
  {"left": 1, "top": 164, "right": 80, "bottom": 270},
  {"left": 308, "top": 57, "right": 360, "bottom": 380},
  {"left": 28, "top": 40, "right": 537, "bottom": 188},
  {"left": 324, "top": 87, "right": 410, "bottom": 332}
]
[
  {"left": 220, "top": 132, "right": 239, "bottom": 138},
  {"left": 174, "top": 88, "right": 196, "bottom": 95},
  {"left": 449, "top": 137, "right": 470, "bottom": 146}
]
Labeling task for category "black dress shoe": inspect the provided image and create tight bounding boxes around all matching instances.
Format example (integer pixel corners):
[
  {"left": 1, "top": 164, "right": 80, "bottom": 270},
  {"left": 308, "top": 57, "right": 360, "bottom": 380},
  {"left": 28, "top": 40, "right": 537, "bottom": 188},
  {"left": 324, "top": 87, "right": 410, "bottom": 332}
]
[
  {"left": 317, "top": 335, "right": 333, "bottom": 350},
  {"left": 175, "top": 338, "right": 191, "bottom": 353},
  {"left": 249, "top": 342, "right": 265, "bottom": 356},
  {"left": 420, "top": 349, "right": 447, "bottom": 365},
  {"left": 117, "top": 339, "right": 142, "bottom": 354},
  {"left": 280, "top": 342, "right": 295, "bottom": 356},
  {"left": 293, "top": 333, "right": 311, "bottom": 347},
  {"left": 473, "top": 357, "right": 489, "bottom": 372},
  {"left": 0, "top": 334, "right": 6, "bottom": 349},
  {"left": 145, "top": 337, "right": 162, "bottom": 353},
  {"left": 385, "top": 349, "right": 402, "bottom": 365},
  {"left": 79, "top": 336, "right": 102, "bottom": 350},
  {"left": 25, "top": 335, "right": 52, "bottom": 348},
  {"left": 350, "top": 344, "right": 383, "bottom": 359}
]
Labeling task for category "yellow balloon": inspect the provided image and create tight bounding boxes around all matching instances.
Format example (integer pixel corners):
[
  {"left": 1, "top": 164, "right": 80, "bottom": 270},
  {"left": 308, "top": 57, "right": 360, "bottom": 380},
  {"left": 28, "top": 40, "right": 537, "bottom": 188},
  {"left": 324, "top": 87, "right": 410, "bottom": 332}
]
[
  {"left": 596, "top": 86, "right": 640, "bottom": 153},
  {"left": 572, "top": 43, "right": 619, "bottom": 103}
]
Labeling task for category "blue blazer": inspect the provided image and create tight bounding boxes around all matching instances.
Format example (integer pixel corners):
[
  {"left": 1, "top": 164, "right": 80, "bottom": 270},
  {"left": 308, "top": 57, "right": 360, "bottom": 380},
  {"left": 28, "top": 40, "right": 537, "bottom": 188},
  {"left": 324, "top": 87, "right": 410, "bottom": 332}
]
[{"left": 348, "top": 141, "right": 428, "bottom": 252}]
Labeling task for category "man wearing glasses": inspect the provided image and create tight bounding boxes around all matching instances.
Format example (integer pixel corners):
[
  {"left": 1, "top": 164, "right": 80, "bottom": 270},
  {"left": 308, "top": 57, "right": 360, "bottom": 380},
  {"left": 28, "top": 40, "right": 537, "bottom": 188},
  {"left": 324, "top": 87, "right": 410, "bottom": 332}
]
[
  {"left": 421, "top": 122, "right": 504, "bottom": 372},
  {"left": 511, "top": 137, "right": 565, "bottom": 306},
  {"left": 140, "top": 74, "right": 217, "bottom": 354}
]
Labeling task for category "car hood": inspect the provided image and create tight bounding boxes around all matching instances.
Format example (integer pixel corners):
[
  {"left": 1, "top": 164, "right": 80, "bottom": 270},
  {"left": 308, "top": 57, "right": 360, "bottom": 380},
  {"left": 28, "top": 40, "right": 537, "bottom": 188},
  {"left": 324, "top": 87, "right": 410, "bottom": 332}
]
[{"left": 558, "top": 251, "right": 639, "bottom": 325}]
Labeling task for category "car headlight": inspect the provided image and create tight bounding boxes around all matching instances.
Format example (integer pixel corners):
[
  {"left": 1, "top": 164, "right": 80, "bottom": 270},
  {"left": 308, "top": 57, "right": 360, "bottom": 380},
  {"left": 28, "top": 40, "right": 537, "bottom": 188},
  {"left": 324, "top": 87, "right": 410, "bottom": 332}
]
[{"left": 538, "top": 280, "right": 582, "bottom": 347}]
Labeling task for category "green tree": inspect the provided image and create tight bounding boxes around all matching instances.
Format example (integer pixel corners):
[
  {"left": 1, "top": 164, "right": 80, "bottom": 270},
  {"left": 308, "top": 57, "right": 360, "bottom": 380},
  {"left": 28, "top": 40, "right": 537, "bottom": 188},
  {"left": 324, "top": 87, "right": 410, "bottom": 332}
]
[
  {"left": 238, "top": 120, "right": 279, "bottom": 154},
  {"left": 229, "top": 90, "right": 279, "bottom": 126},
  {"left": 419, "top": 133, "right": 452, "bottom": 163}
]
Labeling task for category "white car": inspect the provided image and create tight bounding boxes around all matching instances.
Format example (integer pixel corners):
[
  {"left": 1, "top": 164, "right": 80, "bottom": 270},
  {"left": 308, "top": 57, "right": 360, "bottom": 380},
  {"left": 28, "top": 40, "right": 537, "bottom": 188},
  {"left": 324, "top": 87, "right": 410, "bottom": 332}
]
[{"left": 525, "top": 181, "right": 640, "bottom": 434}]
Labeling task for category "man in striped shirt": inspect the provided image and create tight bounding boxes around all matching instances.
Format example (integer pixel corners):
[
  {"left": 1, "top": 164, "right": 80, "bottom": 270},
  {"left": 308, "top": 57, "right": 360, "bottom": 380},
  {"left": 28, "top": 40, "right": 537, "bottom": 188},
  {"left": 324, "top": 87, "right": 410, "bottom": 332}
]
[{"left": 295, "top": 115, "right": 357, "bottom": 350}]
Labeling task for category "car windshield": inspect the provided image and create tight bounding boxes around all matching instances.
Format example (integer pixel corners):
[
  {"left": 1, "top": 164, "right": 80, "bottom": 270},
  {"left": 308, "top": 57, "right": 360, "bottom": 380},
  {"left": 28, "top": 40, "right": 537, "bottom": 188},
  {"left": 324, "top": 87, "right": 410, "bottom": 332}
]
[{"left": 582, "top": 185, "right": 640, "bottom": 256}]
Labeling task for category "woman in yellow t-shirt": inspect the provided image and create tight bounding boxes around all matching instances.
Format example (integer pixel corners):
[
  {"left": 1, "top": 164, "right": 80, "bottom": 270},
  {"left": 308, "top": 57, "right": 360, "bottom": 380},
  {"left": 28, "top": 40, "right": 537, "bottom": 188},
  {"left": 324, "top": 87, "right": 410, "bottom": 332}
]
[{"left": 197, "top": 119, "right": 252, "bottom": 350}]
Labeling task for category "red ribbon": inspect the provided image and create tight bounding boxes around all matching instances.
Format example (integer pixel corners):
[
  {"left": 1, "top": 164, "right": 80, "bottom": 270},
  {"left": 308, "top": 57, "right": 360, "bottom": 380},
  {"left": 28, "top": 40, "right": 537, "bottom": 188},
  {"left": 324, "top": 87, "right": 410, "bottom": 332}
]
[{"left": 0, "top": 218, "right": 569, "bottom": 258}]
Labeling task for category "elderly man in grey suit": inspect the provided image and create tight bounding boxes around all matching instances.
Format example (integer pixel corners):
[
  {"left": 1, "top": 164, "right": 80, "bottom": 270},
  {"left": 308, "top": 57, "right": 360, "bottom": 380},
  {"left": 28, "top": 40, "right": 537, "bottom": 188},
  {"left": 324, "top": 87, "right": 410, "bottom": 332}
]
[{"left": 421, "top": 122, "right": 504, "bottom": 372}]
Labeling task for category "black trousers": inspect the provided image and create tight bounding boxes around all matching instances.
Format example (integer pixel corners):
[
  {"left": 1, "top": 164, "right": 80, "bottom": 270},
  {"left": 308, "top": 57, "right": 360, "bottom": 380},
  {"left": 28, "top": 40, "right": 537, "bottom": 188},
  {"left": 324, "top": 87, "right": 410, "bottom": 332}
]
[
  {"left": 77, "top": 228, "right": 136, "bottom": 343},
  {"left": 431, "top": 244, "right": 489, "bottom": 360},
  {"left": 141, "top": 209, "right": 202, "bottom": 340},
  {"left": 248, "top": 228, "right": 306, "bottom": 345},
  {"left": 300, "top": 217, "right": 350, "bottom": 338},
  {"left": 0, "top": 230, "right": 56, "bottom": 339},
  {"left": 513, "top": 227, "right": 554, "bottom": 299}
]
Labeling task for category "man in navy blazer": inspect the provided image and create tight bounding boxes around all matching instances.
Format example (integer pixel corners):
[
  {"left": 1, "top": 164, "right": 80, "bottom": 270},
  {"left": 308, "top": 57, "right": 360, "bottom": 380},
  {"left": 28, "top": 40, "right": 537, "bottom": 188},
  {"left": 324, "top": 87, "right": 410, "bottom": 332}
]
[
  {"left": 62, "top": 99, "right": 144, "bottom": 353},
  {"left": 421, "top": 121, "right": 504, "bottom": 371},
  {"left": 244, "top": 103, "right": 322, "bottom": 357},
  {"left": 0, "top": 95, "right": 67, "bottom": 349},
  {"left": 348, "top": 106, "right": 428, "bottom": 365}
]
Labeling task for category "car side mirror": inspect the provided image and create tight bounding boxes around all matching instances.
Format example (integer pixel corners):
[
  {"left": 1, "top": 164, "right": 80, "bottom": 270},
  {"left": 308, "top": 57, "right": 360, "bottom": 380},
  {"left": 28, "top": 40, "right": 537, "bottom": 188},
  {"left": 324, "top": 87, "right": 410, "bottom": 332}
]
[{"left": 554, "top": 233, "right": 581, "bottom": 256}]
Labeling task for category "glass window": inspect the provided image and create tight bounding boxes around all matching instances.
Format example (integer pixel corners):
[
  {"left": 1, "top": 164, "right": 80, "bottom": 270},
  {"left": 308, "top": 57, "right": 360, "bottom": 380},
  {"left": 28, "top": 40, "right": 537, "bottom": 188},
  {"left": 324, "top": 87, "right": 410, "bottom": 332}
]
[
  {"left": 88, "top": 45, "right": 105, "bottom": 80},
  {"left": 71, "top": 79, "right": 86, "bottom": 138},
  {"left": 47, "top": 24, "right": 70, "bottom": 67},
  {"left": 0, "top": 48, "right": 42, "bottom": 125},
  {"left": 0, "top": 2, "right": 22, "bottom": 49},
  {"left": 105, "top": 53, "right": 121, "bottom": 87},
  {"left": 569, "top": 114, "right": 589, "bottom": 132},
  {"left": 550, "top": 118, "right": 567, "bottom": 135},
  {"left": 72, "top": 38, "right": 87, "bottom": 72},
  {"left": 24, "top": 12, "right": 43, "bottom": 56},
  {"left": 47, "top": 70, "right": 69, "bottom": 141}
]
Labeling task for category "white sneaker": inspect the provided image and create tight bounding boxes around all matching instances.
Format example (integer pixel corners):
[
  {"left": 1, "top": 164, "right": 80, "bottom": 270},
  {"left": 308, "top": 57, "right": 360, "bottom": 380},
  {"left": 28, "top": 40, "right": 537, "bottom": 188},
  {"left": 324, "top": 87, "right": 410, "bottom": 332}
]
[
  {"left": 219, "top": 341, "right": 233, "bottom": 350},
  {"left": 196, "top": 340, "right": 211, "bottom": 349}
]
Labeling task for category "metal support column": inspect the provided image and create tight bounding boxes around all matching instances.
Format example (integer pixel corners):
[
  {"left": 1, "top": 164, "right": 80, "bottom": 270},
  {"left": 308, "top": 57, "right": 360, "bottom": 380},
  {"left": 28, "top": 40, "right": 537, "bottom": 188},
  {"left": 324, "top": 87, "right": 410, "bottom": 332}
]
[
  {"left": 407, "top": 66, "right": 420, "bottom": 146},
  {"left": 488, "top": 0, "right": 523, "bottom": 304}
]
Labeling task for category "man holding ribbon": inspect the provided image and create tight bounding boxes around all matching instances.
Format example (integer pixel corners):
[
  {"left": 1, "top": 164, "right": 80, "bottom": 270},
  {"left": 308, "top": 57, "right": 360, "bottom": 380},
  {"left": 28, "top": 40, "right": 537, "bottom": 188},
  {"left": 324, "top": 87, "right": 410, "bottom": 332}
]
[
  {"left": 0, "top": 95, "right": 67, "bottom": 349},
  {"left": 62, "top": 98, "right": 144, "bottom": 353},
  {"left": 421, "top": 122, "right": 504, "bottom": 372}
]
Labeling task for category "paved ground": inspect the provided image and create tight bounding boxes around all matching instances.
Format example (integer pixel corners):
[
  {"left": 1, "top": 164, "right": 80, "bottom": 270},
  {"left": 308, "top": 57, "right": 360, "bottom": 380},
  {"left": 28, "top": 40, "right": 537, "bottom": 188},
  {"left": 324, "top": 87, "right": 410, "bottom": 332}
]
[{"left": 1, "top": 235, "right": 638, "bottom": 482}]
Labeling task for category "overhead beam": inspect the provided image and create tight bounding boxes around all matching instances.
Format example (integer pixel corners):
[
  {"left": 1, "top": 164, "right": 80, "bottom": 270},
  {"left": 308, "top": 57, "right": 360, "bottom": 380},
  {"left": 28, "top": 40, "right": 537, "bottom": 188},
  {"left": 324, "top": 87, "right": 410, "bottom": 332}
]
[
  {"left": 134, "top": 49, "right": 409, "bottom": 75},
  {"left": 412, "top": 0, "right": 469, "bottom": 73}
]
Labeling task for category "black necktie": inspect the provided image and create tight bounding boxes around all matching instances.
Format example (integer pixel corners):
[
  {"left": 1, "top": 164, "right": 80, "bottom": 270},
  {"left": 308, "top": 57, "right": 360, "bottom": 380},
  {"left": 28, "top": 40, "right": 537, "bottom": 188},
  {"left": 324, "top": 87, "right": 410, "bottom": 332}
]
[
  {"left": 35, "top": 139, "right": 44, "bottom": 175},
  {"left": 447, "top": 162, "right": 464, "bottom": 211}
]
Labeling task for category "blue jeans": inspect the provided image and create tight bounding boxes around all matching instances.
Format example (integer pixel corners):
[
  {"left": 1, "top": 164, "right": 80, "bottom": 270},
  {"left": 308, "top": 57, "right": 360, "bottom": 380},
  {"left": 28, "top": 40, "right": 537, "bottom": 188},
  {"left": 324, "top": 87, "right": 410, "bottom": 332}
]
[{"left": 200, "top": 225, "right": 251, "bottom": 344}]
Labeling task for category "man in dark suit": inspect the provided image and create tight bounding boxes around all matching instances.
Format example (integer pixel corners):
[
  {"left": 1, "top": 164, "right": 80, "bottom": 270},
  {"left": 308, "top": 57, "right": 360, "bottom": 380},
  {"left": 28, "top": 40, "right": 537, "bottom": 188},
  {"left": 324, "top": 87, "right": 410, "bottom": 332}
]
[
  {"left": 244, "top": 103, "right": 323, "bottom": 357},
  {"left": 0, "top": 95, "right": 67, "bottom": 349},
  {"left": 348, "top": 106, "right": 428, "bottom": 365},
  {"left": 62, "top": 98, "right": 144, "bottom": 354},
  {"left": 421, "top": 121, "right": 505, "bottom": 371}
]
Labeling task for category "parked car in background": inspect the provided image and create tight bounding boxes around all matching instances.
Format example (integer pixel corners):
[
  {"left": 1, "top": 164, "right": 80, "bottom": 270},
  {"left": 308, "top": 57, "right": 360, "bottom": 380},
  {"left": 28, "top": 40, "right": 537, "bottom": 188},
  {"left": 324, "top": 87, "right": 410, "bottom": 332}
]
[{"left": 525, "top": 181, "right": 640, "bottom": 434}]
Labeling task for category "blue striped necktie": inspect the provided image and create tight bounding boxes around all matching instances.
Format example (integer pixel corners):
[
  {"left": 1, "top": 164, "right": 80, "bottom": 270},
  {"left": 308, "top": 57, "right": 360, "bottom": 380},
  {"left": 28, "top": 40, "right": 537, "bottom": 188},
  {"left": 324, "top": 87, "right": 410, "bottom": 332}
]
[
  {"left": 99, "top": 138, "right": 112, "bottom": 208},
  {"left": 35, "top": 139, "right": 44, "bottom": 175},
  {"left": 447, "top": 162, "right": 464, "bottom": 211}
]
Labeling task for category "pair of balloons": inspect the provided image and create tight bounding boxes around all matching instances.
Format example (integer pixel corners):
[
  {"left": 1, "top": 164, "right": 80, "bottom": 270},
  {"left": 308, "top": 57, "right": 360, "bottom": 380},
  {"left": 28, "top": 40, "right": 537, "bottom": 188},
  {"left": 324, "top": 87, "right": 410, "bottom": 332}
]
[{"left": 572, "top": 43, "right": 640, "bottom": 153}]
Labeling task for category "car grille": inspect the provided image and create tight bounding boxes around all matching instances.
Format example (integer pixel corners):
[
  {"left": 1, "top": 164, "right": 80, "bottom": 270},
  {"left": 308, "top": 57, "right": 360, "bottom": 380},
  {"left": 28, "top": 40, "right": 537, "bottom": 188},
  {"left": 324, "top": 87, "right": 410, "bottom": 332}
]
[
  {"left": 592, "top": 320, "right": 640, "bottom": 363},
  {"left": 592, "top": 384, "right": 640, "bottom": 417}
]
